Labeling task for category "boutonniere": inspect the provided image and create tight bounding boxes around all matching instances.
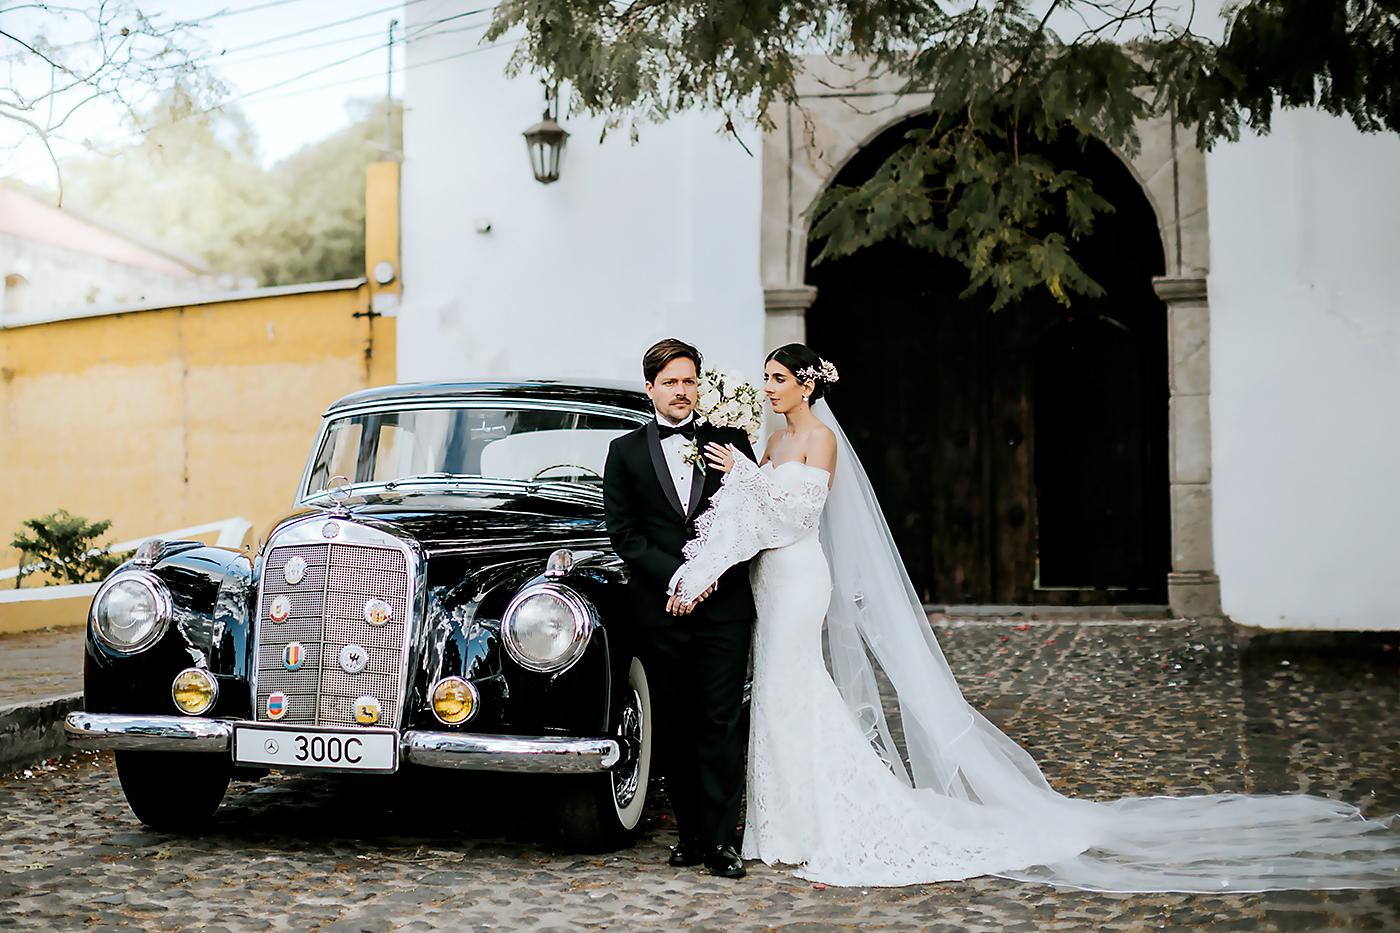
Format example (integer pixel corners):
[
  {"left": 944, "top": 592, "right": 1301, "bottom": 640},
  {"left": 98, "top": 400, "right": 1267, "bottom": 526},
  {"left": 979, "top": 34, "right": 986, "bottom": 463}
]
[{"left": 680, "top": 439, "right": 705, "bottom": 474}]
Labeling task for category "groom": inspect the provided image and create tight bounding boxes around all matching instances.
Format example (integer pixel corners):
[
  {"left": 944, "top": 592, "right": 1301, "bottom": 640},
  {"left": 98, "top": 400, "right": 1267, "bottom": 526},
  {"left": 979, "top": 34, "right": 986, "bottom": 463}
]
[{"left": 602, "top": 338, "right": 758, "bottom": 879}]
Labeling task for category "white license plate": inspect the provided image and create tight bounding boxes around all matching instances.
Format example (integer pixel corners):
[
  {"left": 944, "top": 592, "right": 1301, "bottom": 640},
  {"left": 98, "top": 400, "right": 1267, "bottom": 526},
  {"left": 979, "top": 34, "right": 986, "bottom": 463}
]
[{"left": 233, "top": 725, "right": 398, "bottom": 773}]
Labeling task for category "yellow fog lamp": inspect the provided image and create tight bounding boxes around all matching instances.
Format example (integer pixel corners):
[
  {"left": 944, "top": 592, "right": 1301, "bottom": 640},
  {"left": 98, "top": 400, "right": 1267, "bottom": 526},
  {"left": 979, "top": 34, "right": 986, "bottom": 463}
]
[
  {"left": 431, "top": 676, "right": 479, "bottom": 725},
  {"left": 171, "top": 668, "right": 218, "bottom": 715}
]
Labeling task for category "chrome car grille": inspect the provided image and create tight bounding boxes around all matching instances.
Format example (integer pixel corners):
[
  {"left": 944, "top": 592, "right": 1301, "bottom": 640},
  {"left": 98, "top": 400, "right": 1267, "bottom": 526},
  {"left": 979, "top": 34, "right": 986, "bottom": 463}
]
[{"left": 255, "top": 542, "right": 410, "bottom": 729}]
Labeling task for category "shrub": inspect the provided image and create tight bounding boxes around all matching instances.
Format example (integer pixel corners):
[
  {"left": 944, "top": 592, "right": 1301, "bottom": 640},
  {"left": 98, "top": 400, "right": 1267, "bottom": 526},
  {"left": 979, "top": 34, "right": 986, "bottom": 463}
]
[{"left": 11, "top": 510, "right": 131, "bottom": 587}]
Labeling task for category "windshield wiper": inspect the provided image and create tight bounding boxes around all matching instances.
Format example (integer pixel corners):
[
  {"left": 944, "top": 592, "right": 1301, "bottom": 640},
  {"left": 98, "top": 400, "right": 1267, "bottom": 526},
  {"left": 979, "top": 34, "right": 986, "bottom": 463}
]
[
  {"left": 528, "top": 480, "right": 604, "bottom": 502},
  {"left": 383, "top": 472, "right": 476, "bottom": 489},
  {"left": 377, "top": 475, "right": 601, "bottom": 501}
]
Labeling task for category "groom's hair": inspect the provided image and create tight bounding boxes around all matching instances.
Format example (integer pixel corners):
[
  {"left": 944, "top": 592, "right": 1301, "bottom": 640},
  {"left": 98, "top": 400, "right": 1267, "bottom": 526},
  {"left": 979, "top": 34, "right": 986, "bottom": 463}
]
[{"left": 642, "top": 338, "right": 702, "bottom": 384}]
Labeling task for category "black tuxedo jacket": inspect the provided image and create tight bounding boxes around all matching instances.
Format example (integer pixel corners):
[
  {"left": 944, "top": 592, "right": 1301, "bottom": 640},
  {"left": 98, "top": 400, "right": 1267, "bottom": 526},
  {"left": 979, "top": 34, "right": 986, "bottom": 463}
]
[{"left": 602, "top": 419, "right": 758, "bottom": 624}]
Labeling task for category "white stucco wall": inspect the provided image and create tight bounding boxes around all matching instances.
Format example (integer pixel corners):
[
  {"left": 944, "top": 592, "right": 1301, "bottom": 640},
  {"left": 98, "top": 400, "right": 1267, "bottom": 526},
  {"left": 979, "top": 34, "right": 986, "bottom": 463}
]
[
  {"left": 1208, "top": 109, "right": 1400, "bottom": 629},
  {"left": 400, "top": 3, "right": 1400, "bottom": 629},
  {"left": 399, "top": 4, "right": 764, "bottom": 389}
]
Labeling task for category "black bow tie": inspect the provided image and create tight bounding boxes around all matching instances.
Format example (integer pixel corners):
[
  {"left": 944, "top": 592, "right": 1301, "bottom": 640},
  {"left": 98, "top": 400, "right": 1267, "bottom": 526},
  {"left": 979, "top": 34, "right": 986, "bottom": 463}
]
[{"left": 657, "top": 421, "right": 696, "bottom": 441}]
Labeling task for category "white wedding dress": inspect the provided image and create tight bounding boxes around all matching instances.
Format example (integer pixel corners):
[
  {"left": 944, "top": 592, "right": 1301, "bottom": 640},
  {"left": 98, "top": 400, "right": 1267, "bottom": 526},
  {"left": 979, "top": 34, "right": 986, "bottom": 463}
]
[{"left": 674, "top": 402, "right": 1400, "bottom": 892}]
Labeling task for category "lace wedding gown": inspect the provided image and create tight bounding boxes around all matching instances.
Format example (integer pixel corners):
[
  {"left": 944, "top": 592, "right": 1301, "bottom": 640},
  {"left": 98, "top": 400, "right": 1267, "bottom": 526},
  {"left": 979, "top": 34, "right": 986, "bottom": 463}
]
[
  {"left": 673, "top": 405, "right": 1400, "bottom": 891},
  {"left": 721, "top": 461, "right": 1076, "bottom": 884}
]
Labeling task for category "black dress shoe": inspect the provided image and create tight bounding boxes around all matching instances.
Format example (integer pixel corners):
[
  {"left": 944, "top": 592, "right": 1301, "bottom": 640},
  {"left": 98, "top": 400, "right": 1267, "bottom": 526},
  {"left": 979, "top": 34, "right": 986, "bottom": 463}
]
[
  {"left": 704, "top": 844, "right": 746, "bottom": 879},
  {"left": 668, "top": 842, "right": 705, "bottom": 867}
]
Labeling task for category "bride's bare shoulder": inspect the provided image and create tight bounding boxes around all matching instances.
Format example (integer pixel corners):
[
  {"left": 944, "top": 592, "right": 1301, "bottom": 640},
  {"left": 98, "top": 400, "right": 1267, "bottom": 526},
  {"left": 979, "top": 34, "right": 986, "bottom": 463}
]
[
  {"left": 804, "top": 423, "right": 837, "bottom": 475},
  {"left": 760, "top": 431, "right": 782, "bottom": 465}
]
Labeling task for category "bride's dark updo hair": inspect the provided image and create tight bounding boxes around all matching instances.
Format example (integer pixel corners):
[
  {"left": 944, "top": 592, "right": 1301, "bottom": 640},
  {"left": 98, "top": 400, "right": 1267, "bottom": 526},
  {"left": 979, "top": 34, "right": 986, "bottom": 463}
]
[{"left": 765, "top": 343, "right": 840, "bottom": 403}]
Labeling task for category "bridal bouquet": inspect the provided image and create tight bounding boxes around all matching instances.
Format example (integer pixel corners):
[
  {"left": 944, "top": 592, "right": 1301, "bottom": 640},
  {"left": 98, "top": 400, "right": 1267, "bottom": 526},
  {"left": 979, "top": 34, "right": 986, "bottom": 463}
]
[{"left": 696, "top": 367, "right": 764, "bottom": 445}]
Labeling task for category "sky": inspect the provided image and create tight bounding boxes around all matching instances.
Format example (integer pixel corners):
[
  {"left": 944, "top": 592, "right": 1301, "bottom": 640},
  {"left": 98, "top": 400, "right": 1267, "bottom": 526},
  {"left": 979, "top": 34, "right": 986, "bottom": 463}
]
[{"left": 0, "top": 0, "right": 499, "bottom": 185}]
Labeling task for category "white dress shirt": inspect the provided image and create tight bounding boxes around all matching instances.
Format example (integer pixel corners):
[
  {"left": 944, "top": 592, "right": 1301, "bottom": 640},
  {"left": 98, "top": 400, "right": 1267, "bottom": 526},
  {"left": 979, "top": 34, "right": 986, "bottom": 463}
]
[
  {"left": 657, "top": 413, "right": 697, "bottom": 511},
  {"left": 658, "top": 412, "right": 699, "bottom": 598}
]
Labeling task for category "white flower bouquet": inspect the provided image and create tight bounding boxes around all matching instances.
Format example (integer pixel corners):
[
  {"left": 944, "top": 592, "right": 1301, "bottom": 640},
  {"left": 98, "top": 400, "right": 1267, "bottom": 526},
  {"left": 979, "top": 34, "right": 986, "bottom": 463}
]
[{"left": 696, "top": 367, "right": 764, "bottom": 445}]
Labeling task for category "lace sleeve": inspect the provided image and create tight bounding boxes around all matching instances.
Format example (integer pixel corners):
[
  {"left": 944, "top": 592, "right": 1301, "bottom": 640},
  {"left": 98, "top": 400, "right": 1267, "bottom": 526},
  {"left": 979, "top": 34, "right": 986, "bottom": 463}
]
[{"left": 674, "top": 452, "right": 828, "bottom": 604}]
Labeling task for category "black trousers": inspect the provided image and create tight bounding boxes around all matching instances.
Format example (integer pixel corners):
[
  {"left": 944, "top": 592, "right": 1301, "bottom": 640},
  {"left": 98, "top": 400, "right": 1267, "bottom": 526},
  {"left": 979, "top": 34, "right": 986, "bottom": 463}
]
[{"left": 642, "top": 617, "right": 752, "bottom": 850}]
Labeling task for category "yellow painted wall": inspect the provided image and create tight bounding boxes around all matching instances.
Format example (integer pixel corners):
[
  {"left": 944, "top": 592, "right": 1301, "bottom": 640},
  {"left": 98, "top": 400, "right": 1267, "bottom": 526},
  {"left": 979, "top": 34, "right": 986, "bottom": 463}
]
[
  {"left": 0, "top": 589, "right": 95, "bottom": 634},
  {"left": 0, "top": 284, "right": 395, "bottom": 571},
  {"left": 365, "top": 161, "right": 402, "bottom": 307},
  {"left": 0, "top": 163, "right": 400, "bottom": 578}
]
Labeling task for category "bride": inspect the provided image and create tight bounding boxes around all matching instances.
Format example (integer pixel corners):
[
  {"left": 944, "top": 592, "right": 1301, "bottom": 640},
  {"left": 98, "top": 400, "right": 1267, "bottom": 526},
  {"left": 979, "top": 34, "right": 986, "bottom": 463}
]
[{"left": 671, "top": 342, "right": 1400, "bottom": 891}]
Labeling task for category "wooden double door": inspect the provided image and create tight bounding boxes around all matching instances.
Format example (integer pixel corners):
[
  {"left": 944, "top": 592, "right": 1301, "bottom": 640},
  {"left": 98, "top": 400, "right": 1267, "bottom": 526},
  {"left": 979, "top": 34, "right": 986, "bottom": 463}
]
[
  {"left": 804, "top": 127, "right": 1170, "bottom": 605},
  {"left": 810, "top": 281, "right": 1168, "bottom": 605}
]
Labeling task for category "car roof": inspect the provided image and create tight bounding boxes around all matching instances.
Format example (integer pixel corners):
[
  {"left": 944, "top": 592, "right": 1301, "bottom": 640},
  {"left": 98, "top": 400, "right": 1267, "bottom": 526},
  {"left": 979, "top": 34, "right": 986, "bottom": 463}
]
[{"left": 325, "top": 380, "right": 652, "bottom": 416}]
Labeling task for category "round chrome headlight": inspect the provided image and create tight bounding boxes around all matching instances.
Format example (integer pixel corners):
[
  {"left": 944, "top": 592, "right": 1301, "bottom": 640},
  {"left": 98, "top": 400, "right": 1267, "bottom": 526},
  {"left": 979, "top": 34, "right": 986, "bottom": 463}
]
[
  {"left": 501, "top": 584, "right": 594, "bottom": 673},
  {"left": 91, "top": 571, "right": 172, "bottom": 653}
]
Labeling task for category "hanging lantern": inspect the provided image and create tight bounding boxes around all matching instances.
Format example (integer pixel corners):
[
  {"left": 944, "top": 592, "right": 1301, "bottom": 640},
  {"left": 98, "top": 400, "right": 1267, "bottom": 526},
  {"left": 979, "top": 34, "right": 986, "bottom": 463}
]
[{"left": 523, "top": 100, "right": 569, "bottom": 184}]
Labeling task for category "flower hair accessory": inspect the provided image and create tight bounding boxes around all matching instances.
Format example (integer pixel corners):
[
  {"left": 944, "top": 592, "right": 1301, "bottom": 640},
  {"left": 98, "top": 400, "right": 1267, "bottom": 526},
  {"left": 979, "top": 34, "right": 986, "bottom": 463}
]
[{"left": 796, "top": 359, "right": 840, "bottom": 386}]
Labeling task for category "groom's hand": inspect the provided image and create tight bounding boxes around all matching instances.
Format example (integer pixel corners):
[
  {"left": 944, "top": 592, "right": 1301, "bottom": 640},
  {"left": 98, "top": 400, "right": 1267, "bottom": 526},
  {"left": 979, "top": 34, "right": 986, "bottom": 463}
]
[{"left": 667, "top": 582, "right": 717, "bottom": 616}]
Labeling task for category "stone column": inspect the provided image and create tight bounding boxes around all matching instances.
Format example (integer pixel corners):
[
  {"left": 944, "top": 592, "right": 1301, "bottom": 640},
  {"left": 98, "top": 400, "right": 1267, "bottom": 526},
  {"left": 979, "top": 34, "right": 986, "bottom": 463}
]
[
  {"left": 763, "top": 286, "right": 817, "bottom": 351},
  {"left": 1153, "top": 275, "right": 1222, "bottom": 618}
]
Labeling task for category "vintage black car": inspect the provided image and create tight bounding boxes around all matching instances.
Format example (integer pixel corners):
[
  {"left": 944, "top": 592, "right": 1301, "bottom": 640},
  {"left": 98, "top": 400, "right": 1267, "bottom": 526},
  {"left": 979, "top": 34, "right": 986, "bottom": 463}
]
[{"left": 66, "top": 381, "right": 658, "bottom": 849}]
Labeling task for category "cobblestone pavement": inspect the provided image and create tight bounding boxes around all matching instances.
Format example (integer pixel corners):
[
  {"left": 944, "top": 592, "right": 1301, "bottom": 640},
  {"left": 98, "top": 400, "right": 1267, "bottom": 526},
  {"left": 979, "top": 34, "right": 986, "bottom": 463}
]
[
  {"left": 0, "top": 628, "right": 83, "bottom": 705},
  {"left": 1, "top": 620, "right": 1396, "bottom": 931}
]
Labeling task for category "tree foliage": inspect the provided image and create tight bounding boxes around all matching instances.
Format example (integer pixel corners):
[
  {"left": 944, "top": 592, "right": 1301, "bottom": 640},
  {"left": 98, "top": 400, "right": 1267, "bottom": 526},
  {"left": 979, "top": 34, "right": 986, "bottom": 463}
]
[
  {"left": 0, "top": 2, "right": 222, "bottom": 203},
  {"left": 488, "top": 0, "right": 1400, "bottom": 308},
  {"left": 10, "top": 510, "right": 129, "bottom": 587},
  {"left": 262, "top": 97, "right": 404, "bottom": 285},
  {"left": 59, "top": 91, "right": 403, "bottom": 286}
]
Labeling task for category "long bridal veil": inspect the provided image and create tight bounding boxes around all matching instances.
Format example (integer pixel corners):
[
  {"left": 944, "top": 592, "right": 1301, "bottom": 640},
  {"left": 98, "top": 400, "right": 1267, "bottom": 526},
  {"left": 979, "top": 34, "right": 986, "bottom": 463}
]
[{"left": 810, "top": 399, "right": 1399, "bottom": 892}]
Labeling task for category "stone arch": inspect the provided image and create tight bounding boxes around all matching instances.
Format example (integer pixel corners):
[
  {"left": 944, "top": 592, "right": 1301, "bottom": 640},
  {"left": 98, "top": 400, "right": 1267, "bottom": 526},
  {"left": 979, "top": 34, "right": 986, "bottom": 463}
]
[{"left": 759, "top": 59, "right": 1219, "bottom": 616}]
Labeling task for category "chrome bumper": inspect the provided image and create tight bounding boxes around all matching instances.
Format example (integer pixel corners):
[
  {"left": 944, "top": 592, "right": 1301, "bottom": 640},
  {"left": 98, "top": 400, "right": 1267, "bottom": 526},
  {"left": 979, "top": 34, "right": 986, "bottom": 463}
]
[
  {"left": 65, "top": 712, "right": 620, "bottom": 774},
  {"left": 65, "top": 711, "right": 233, "bottom": 752},
  {"left": 401, "top": 731, "right": 620, "bottom": 773}
]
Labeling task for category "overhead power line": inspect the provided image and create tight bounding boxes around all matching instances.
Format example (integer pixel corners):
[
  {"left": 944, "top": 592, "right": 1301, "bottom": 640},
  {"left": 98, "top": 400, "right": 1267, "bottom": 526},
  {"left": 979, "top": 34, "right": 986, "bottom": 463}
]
[
  {"left": 206, "top": 0, "right": 442, "bottom": 58},
  {"left": 201, "top": 0, "right": 319, "bottom": 22},
  {"left": 221, "top": 6, "right": 496, "bottom": 104},
  {"left": 239, "top": 36, "right": 513, "bottom": 107},
  {"left": 71, "top": 11, "right": 511, "bottom": 153},
  {"left": 204, "top": 4, "right": 494, "bottom": 69},
  {"left": 0, "top": 0, "right": 469, "bottom": 63}
]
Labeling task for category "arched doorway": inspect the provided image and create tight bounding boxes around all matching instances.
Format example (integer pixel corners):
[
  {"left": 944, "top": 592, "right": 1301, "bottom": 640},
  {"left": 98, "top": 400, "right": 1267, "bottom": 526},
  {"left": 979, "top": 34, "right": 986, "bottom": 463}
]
[{"left": 806, "top": 117, "right": 1169, "bottom": 606}]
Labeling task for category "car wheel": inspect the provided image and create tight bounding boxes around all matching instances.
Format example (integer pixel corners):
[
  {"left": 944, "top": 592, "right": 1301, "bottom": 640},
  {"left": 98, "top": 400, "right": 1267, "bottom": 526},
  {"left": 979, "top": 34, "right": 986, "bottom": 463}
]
[
  {"left": 557, "top": 656, "right": 653, "bottom": 852},
  {"left": 115, "top": 750, "right": 230, "bottom": 832}
]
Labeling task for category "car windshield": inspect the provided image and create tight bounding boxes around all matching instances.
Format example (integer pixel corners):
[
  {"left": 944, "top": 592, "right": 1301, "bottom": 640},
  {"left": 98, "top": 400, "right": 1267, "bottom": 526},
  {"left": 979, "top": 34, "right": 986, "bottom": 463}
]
[{"left": 304, "top": 405, "right": 642, "bottom": 498}]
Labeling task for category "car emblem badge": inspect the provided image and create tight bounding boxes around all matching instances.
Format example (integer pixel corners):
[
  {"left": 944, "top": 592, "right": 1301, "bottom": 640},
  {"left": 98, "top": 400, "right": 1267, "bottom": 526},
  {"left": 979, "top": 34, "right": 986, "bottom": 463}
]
[
  {"left": 363, "top": 598, "right": 392, "bottom": 627},
  {"left": 322, "top": 521, "right": 339, "bottom": 539},
  {"left": 354, "top": 695, "right": 380, "bottom": 725},
  {"left": 268, "top": 595, "right": 291, "bottom": 623},
  {"left": 339, "top": 643, "right": 369, "bottom": 674},
  {"left": 283, "top": 555, "right": 308, "bottom": 586},
  {"left": 282, "top": 642, "right": 305, "bottom": 671},
  {"left": 266, "top": 692, "right": 288, "bottom": 720}
]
